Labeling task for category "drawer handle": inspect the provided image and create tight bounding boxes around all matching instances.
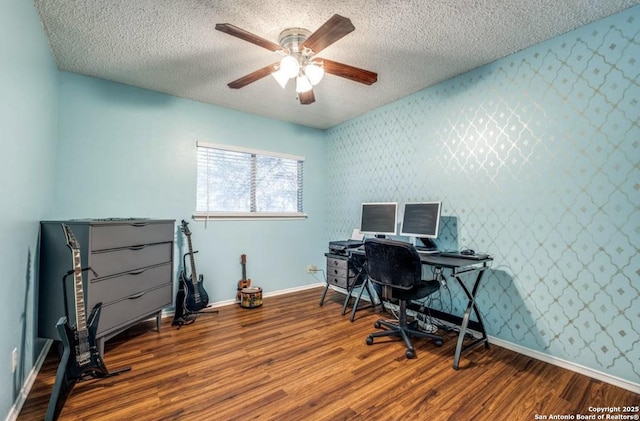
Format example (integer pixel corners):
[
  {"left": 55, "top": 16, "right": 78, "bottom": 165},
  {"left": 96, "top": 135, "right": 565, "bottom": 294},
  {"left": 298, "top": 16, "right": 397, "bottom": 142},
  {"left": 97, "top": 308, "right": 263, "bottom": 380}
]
[
  {"left": 127, "top": 291, "right": 148, "bottom": 300},
  {"left": 128, "top": 269, "right": 146, "bottom": 276},
  {"left": 129, "top": 245, "right": 146, "bottom": 251},
  {"left": 131, "top": 222, "right": 148, "bottom": 227}
]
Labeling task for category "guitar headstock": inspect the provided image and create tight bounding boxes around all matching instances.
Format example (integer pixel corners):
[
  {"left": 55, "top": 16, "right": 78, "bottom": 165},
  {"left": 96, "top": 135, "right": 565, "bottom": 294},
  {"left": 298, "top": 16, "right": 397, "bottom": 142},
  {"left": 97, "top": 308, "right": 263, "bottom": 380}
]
[
  {"left": 62, "top": 224, "right": 80, "bottom": 252},
  {"left": 241, "top": 254, "right": 247, "bottom": 264},
  {"left": 181, "top": 220, "right": 191, "bottom": 236}
]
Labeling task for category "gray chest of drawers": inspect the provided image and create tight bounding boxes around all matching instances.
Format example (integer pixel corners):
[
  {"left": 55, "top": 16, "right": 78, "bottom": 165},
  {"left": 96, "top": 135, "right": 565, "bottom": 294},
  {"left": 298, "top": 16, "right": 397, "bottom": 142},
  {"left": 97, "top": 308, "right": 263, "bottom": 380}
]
[
  {"left": 38, "top": 219, "right": 175, "bottom": 355},
  {"left": 326, "top": 253, "right": 357, "bottom": 289}
]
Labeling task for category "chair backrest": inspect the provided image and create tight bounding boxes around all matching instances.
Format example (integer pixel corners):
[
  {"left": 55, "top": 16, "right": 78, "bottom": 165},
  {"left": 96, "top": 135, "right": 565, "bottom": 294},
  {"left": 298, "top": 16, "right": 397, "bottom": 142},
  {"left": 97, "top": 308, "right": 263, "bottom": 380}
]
[{"left": 364, "top": 238, "right": 422, "bottom": 290}]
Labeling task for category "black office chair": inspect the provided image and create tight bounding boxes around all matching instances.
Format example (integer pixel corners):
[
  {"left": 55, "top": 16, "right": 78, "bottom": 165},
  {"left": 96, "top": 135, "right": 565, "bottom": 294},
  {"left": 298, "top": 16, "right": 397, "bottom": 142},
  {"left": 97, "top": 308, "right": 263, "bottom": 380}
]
[{"left": 364, "top": 238, "right": 443, "bottom": 358}]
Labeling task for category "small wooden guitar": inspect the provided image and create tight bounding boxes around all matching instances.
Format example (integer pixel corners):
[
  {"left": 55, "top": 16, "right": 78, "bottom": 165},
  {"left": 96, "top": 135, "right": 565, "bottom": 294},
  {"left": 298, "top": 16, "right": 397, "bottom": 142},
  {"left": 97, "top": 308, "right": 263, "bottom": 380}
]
[
  {"left": 46, "top": 225, "right": 122, "bottom": 421},
  {"left": 236, "top": 254, "right": 252, "bottom": 302},
  {"left": 180, "top": 220, "right": 209, "bottom": 312}
]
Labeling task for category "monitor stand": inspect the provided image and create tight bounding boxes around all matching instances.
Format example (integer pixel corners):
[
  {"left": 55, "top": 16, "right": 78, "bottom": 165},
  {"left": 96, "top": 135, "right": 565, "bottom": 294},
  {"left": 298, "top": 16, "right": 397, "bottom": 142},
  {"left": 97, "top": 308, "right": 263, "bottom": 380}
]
[{"left": 416, "top": 237, "right": 438, "bottom": 252}]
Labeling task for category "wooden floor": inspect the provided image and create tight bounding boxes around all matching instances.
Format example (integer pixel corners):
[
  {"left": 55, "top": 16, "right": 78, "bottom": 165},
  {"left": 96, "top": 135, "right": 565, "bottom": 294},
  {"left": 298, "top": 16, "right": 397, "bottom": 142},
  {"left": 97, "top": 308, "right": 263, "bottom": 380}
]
[{"left": 18, "top": 287, "right": 638, "bottom": 421}]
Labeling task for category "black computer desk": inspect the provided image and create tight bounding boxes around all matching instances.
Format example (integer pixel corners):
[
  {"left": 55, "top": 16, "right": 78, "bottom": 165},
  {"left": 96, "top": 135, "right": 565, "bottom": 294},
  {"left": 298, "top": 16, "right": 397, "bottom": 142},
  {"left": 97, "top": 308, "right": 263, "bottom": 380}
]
[
  {"left": 418, "top": 253, "right": 492, "bottom": 369},
  {"left": 350, "top": 249, "right": 492, "bottom": 370}
]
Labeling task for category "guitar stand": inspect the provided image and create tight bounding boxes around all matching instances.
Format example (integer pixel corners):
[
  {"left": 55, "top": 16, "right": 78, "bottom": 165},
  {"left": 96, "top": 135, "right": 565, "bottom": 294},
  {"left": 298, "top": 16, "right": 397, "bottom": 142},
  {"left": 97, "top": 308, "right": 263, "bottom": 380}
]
[
  {"left": 46, "top": 321, "right": 132, "bottom": 421},
  {"left": 79, "top": 365, "right": 132, "bottom": 381},
  {"left": 171, "top": 254, "right": 218, "bottom": 329},
  {"left": 172, "top": 305, "right": 219, "bottom": 329}
]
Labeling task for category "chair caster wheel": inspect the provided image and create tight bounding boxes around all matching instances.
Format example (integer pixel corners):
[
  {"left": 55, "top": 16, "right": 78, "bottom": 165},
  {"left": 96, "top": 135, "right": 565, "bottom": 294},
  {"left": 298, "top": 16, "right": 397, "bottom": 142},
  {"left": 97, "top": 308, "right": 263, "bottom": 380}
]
[
  {"left": 435, "top": 340, "right": 443, "bottom": 347},
  {"left": 405, "top": 349, "right": 416, "bottom": 359},
  {"left": 366, "top": 336, "right": 374, "bottom": 345},
  {"left": 374, "top": 321, "right": 381, "bottom": 329}
]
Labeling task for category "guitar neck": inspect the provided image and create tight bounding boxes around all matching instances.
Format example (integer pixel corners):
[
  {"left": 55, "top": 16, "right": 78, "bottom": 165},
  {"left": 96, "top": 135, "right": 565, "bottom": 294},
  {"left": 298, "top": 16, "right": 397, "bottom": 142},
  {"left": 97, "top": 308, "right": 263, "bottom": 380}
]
[
  {"left": 186, "top": 234, "right": 198, "bottom": 283},
  {"left": 71, "top": 249, "right": 87, "bottom": 331},
  {"left": 241, "top": 254, "right": 247, "bottom": 281}
]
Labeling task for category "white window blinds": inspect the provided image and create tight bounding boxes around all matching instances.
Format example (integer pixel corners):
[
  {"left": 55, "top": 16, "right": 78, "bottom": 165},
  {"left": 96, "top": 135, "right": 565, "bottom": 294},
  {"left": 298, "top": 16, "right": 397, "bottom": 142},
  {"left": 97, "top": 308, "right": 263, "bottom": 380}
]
[{"left": 196, "top": 141, "right": 305, "bottom": 219}]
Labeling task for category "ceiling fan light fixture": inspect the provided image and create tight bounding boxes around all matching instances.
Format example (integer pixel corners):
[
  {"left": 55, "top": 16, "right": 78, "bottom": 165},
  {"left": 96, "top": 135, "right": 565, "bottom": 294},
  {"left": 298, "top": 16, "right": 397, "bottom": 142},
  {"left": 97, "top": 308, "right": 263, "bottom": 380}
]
[
  {"left": 304, "top": 62, "right": 324, "bottom": 86},
  {"left": 271, "top": 67, "right": 289, "bottom": 89},
  {"left": 295, "top": 74, "right": 313, "bottom": 93},
  {"left": 216, "top": 15, "right": 376, "bottom": 105},
  {"left": 280, "top": 55, "right": 300, "bottom": 79}
]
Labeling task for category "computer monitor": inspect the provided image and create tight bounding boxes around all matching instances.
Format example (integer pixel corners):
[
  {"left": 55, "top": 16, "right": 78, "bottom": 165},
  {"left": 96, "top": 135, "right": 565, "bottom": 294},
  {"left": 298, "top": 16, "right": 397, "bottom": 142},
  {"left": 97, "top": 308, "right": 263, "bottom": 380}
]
[
  {"left": 359, "top": 202, "right": 398, "bottom": 237},
  {"left": 400, "top": 202, "right": 442, "bottom": 248}
]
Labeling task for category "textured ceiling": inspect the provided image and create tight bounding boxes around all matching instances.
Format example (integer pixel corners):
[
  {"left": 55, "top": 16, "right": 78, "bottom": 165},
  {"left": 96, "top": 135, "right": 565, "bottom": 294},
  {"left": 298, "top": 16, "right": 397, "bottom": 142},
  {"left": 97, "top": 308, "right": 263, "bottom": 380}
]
[{"left": 34, "top": 0, "right": 638, "bottom": 129}]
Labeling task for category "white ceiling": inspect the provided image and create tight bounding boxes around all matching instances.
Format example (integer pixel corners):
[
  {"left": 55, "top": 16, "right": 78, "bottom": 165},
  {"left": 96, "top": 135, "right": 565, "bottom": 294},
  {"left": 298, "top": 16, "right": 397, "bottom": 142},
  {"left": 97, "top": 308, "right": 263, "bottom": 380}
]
[{"left": 34, "top": 0, "right": 638, "bottom": 129}]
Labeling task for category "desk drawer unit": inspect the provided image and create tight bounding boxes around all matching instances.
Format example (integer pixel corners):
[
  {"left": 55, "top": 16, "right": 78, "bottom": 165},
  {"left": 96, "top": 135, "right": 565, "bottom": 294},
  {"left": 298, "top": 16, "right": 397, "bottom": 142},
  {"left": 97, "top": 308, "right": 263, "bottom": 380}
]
[
  {"left": 38, "top": 219, "right": 175, "bottom": 354},
  {"left": 326, "top": 254, "right": 357, "bottom": 289}
]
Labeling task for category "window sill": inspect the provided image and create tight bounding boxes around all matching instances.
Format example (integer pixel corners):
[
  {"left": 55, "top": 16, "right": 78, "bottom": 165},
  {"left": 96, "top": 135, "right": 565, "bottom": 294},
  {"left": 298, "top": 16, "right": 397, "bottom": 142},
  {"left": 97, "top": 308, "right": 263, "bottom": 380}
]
[{"left": 193, "top": 212, "right": 307, "bottom": 221}]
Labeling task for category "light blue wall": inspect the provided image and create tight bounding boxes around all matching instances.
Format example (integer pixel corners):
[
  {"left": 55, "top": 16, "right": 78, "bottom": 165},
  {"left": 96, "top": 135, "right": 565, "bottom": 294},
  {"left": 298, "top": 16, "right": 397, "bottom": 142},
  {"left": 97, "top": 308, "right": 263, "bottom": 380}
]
[
  {"left": 327, "top": 6, "right": 639, "bottom": 384},
  {"left": 0, "top": 0, "right": 59, "bottom": 417},
  {"left": 53, "top": 73, "right": 328, "bottom": 303}
]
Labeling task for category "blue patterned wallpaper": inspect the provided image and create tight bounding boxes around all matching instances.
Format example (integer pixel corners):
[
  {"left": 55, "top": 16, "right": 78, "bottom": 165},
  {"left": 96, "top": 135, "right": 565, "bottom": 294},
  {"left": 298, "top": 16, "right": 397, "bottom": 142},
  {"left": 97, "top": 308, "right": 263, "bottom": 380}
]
[{"left": 326, "top": 6, "right": 639, "bottom": 384}]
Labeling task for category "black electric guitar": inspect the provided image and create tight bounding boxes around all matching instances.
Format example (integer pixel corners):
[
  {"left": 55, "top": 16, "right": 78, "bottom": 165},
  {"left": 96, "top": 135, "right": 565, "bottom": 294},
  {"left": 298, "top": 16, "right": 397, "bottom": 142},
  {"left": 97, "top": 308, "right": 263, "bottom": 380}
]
[
  {"left": 180, "top": 220, "right": 209, "bottom": 312},
  {"left": 171, "top": 275, "right": 188, "bottom": 326},
  {"left": 45, "top": 225, "right": 116, "bottom": 421}
]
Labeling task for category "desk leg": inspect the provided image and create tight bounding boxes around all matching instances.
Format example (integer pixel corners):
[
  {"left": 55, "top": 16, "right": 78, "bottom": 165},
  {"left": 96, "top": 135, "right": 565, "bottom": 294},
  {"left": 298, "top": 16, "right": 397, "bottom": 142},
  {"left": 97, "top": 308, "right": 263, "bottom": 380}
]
[
  {"left": 318, "top": 281, "right": 356, "bottom": 315},
  {"left": 452, "top": 269, "right": 489, "bottom": 370},
  {"left": 319, "top": 283, "right": 329, "bottom": 306},
  {"left": 341, "top": 283, "right": 355, "bottom": 316},
  {"left": 350, "top": 278, "right": 377, "bottom": 322},
  {"left": 469, "top": 269, "right": 490, "bottom": 351},
  {"left": 350, "top": 279, "right": 366, "bottom": 321},
  {"left": 342, "top": 268, "right": 365, "bottom": 316},
  {"left": 454, "top": 296, "right": 473, "bottom": 370}
]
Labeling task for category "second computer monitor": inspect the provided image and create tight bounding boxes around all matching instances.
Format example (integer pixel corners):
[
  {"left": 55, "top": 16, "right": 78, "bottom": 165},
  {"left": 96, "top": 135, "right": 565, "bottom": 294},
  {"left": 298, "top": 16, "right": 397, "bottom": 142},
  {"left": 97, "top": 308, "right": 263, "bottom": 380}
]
[
  {"left": 360, "top": 202, "right": 398, "bottom": 237},
  {"left": 400, "top": 202, "right": 442, "bottom": 239}
]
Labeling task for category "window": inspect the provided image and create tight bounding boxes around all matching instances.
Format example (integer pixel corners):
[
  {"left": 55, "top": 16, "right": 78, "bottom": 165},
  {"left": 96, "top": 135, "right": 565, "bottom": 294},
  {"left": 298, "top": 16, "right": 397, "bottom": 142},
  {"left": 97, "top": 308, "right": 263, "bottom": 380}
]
[{"left": 195, "top": 141, "right": 305, "bottom": 220}]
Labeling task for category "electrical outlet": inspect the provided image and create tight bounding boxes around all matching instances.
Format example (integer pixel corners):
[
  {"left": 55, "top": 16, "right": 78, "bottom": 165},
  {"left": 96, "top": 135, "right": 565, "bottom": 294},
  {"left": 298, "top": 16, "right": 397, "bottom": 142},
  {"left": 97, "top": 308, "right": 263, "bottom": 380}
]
[
  {"left": 11, "top": 348, "right": 17, "bottom": 373},
  {"left": 306, "top": 264, "right": 318, "bottom": 273}
]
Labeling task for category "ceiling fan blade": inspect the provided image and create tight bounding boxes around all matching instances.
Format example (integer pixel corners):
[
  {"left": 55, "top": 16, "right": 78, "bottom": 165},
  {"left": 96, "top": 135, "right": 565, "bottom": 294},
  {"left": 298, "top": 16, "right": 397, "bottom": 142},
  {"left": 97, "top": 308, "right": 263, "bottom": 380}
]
[
  {"left": 227, "top": 62, "right": 279, "bottom": 89},
  {"left": 298, "top": 89, "right": 315, "bottom": 105},
  {"left": 301, "top": 14, "right": 355, "bottom": 54},
  {"left": 320, "top": 58, "right": 378, "bottom": 85},
  {"left": 216, "top": 23, "right": 283, "bottom": 52}
]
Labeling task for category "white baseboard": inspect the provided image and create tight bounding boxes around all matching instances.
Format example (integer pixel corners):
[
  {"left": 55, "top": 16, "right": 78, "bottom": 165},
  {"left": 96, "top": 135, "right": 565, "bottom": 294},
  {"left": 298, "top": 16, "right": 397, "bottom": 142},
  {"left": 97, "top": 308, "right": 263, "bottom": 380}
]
[
  {"left": 196, "top": 282, "right": 328, "bottom": 309},
  {"left": 5, "top": 340, "right": 53, "bottom": 421},
  {"left": 263, "top": 282, "right": 325, "bottom": 297},
  {"left": 161, "top": 282, "right": 327, "bottom": 317},
  {"left": 488, "top": 336, "right": 640, "bottom": 394}
]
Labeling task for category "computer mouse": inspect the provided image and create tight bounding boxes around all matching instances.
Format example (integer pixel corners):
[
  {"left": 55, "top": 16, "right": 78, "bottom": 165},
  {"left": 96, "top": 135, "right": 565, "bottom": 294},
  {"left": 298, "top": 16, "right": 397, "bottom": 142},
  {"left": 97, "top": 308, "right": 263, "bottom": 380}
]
[{"left": 461, "top": 249, "right": 475, "bottom": 255}]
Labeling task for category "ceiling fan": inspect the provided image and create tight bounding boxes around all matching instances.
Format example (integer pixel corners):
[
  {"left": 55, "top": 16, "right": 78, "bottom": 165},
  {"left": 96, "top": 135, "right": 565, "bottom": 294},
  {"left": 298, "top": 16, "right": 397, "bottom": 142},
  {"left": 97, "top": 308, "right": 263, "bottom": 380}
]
[{"left": 215, "top": 14, "right": 377, "bottom": 105}]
